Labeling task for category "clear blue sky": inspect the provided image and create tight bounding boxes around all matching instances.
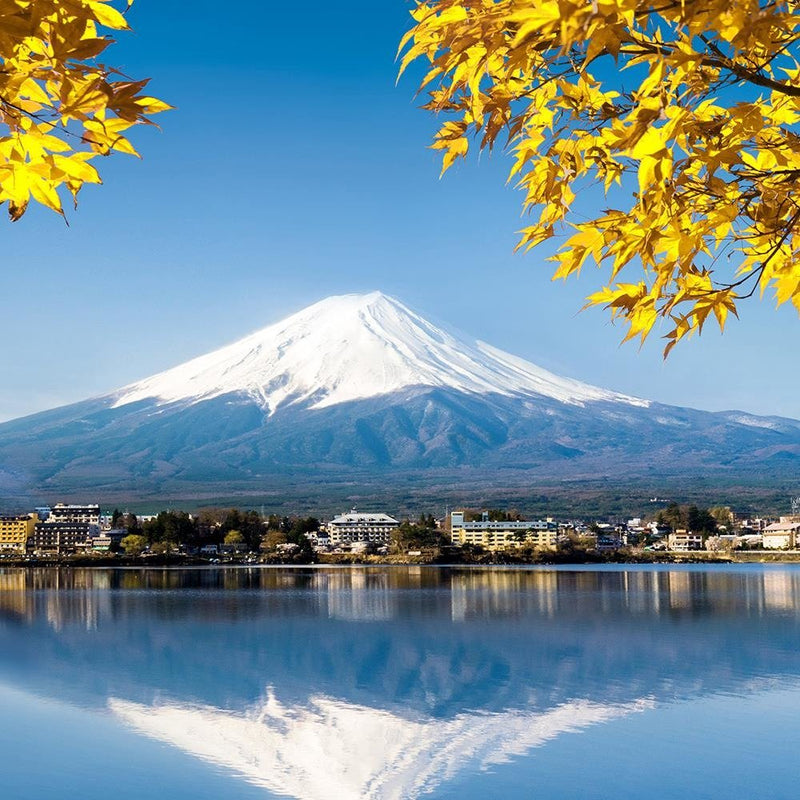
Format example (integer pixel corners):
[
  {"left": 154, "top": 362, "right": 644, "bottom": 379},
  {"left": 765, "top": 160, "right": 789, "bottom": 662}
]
[{"left": 0, "top": 0, "right": 797, "bottom": 422}]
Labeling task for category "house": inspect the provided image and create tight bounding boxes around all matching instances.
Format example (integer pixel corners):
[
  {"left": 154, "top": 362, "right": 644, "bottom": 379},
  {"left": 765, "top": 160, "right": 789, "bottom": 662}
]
[
  {"left": 596, "top": 533, "right": 623, "bottom": 551},
  {"left": 306, "top": 530, "right": 331, "bottom": 551},
  {"left": 91, "top": 529, "right": 126, "bottom": 551},
  {"left": 667, "top": 530, "right": 704, "bottom": 551},
  {"left": 762, "top": 520, "right": 800, "bottom": 550}
]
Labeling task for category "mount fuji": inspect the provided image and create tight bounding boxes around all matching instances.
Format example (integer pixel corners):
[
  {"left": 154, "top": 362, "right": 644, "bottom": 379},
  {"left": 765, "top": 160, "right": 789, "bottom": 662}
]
[
  {"left": 111, "top": 291, "right": 647, "bottom": 414},
  {"left": 1, "top": 291, "right": 799, "bottom": 506}
]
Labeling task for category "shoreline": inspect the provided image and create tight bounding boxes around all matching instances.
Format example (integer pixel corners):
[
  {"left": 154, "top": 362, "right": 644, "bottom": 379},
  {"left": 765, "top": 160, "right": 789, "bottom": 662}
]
[{"left": 3, "top": 551, "right": 800, "bottom": 568}]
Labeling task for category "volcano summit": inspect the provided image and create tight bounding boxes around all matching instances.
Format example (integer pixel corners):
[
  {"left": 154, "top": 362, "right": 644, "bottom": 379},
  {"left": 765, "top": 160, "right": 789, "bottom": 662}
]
[
  {"left": 111, "top": 292, "right": 647, "bottom": 414},
  {"left": 1, "top": 291, "right": 799, "bottom": 505}
]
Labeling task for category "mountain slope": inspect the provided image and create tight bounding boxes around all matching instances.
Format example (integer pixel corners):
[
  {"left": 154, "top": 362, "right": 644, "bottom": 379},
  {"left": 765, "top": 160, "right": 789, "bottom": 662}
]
[
  {"left": 0, "top": 291, "right": 798, "bottom": 504},
  {"left": 110, "top": 292, "right": 646, "bottom": 413}
]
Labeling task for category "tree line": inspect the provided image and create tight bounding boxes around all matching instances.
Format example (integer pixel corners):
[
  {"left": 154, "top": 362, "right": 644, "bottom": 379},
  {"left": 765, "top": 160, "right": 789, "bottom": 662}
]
[{"left": 112, "top": 509, "right": 321, "bottom": 557}]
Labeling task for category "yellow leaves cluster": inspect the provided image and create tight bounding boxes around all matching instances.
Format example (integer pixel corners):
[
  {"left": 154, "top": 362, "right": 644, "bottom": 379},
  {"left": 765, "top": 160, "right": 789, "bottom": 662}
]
[
  {"left": 0, "top": 0, "right": 170, "bottom": 220},
  {"left": 400, "top": 0, "right": 800, "bottom": 354}
]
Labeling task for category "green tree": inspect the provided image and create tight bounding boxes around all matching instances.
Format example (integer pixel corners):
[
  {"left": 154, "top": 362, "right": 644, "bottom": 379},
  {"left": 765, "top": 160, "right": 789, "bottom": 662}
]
[
  {"left": 688, "top": 505, "right": 718, "bottom": 534},
  {"left": 286, "top": 517, "right": 320, "bottom": 545},
  {"left": 709, "top": 506, "right": 733, "bottom": 528},
  {"left": 142, "top": 511, "right": 195, "bottom": 548},
  {"left": 418, "top": 513, "right": 437, "bottom": 528},
  {"left": 657, "top": 503, "right": 686, "bottom": 532},
  {"left": 224, "top": 530, "right": 245, "bottom": 551},
  {"left": 120, "top": 534, "right": 147, "bottom": 556},
  {"left": 262, "top": 530, "right": 288, "bottom": 551},
  {"left": 239, "top": 510, "right": 267, "bottom": 552},
  {"left": 392, "top": 520, "right": 447, "bottom": 553},
  {"left": 122, "top": 513, "right": 140, "bottom": 533}
]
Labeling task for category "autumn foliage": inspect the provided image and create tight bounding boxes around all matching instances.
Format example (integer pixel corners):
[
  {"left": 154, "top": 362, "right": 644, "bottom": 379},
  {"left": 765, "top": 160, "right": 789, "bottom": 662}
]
[
  {"left": 401, "top": 1, "right": 800, "bottom": 353},
  {"left": 0, "top": 0, "right": 169, "bottom": 221}
]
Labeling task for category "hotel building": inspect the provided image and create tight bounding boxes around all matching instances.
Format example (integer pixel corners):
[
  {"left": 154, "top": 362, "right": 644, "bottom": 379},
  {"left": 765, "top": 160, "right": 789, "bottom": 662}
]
[
  {"left": 450, "top": 511, "right": 558, "bottom": 550},
  {"left": 0, "top": 514, "right": 38, "bottom": 553}
]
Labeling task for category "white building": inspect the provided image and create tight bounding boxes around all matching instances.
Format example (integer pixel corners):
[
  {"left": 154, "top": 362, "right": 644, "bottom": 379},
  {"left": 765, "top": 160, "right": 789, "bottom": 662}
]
[
  {"left": 305, "top": 530, "right": 331, "bottom": 549},
  {"left": 48, "top": 504, "right": 101, "bottom": 526},
  {"left": 667, "top": 530, "right": 704, "bottom": 551},
  {"left": 327, "top": 511, "right": 399, "bottom": 544},
  {"left": 762, "top": 520, "right": 800, "bottom": 550}
]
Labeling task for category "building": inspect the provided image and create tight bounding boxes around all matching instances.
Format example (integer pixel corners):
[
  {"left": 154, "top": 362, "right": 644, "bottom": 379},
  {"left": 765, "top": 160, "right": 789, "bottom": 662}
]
[
  {"left": 305, "top": 530, "right": 332, "bottom": 550},
  {"left": 646, "top": 521, "right": 671, "bottom": 539},
  {"left": 667, "top": 530, "right": 704, "bottom": 551},
  {"left": 326, "top": 511, "right": 399, "bottom": 545},
  {"left": 762, "top": 519, "right": 800, "bottom": 550},
  {"left": 48, "top": 504, "right": 101, "bottom": 526},
  {"left": 90, "top": 529, "right": 126, "bottom": 551},
  {"left": 450, "top": 511, "right": 558, "bottom": 550},
  {"left": 596, "top": 533, "right": 623, "bottom": 551},
  {"left": 30, "top": 522, "right": 99, "bottom": 554},
  {"left": 0, "top": 514, "right": 38, "bottom": 553}
]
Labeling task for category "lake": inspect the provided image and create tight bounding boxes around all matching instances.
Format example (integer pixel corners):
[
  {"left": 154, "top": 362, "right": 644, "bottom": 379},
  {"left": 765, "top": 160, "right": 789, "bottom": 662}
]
[{"left": 0, "top": 564, "right": 798, "bottom": 799}]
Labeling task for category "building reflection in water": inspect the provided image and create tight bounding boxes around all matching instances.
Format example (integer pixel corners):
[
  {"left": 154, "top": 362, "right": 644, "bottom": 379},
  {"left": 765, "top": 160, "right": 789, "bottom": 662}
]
[
  {"left": 0, "top": 568, "right": 113, "bottom": 631},
  {"left": 1, "top": 565, "right": 800, "bottom": 627}
]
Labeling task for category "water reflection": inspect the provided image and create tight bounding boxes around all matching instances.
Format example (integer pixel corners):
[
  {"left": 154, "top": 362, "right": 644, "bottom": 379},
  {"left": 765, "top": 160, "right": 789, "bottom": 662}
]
[
  {"left": 1, "top": 566, "right": 799, "bottom": 799},
  {"left": 110, "top": 693, "right": 650, "bottom": 800},
  {"left": 2, "top": 565, "right": 800, "bottom": 624}
]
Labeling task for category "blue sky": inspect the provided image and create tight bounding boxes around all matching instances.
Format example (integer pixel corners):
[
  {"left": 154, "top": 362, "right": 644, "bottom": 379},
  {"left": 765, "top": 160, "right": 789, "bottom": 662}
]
[{"left": 0, "top": 0, "right": 796, "bottom": 421}]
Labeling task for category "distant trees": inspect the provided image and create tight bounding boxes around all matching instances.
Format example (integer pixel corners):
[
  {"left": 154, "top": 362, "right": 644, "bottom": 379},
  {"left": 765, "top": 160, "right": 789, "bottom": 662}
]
[
  {"left": 656, "top": 503, "right": 718, "bottom": 535},
  {"left": 255, "top": 515, "right": 317, "bottom": 560},
  {"left": 709, "top": 506, "right": 734, "bottom": 529},
  {"left": 462, "top": 509, "right": 523, "bottom": 522},
  {"left": 142, "top": 511, "right": 195, "bottom": 549},
  {"left": 391, "top": 519, "right": 447, "bottom": 553},
  {"left": 687, "top": 506, "right": 718, "bottom": 535},
  {"left": 109, "top": 508, "right": 324, "bottom": 558},
  {"left": 286, "top": 517, "right": 321, "bottom": 543},
  {"left": 657, "top": 503, "right": 685, "bottom": 532},
  {"left": 111, "top": 509, "right": 140, "bottom": 533},
  {"left": 418, "top": 513, "right": 436, "bottom": 529}
]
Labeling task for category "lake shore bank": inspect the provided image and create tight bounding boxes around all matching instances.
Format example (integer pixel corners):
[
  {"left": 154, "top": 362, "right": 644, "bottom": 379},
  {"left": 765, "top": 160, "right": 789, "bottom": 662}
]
[{"left": 3, "top": 550, "right": 800, "bottom": 568}]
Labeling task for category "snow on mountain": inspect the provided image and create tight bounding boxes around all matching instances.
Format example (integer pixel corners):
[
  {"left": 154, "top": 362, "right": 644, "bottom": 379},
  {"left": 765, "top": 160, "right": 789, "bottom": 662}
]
[{"left": 112, "top": 291, "right": 648, "bottom": 414}]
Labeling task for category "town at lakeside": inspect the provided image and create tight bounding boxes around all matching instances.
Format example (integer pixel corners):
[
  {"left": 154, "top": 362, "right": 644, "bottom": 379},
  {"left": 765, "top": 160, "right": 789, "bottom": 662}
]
[{"left": 3, "top": 501, "right": 800, "bottom": 566}]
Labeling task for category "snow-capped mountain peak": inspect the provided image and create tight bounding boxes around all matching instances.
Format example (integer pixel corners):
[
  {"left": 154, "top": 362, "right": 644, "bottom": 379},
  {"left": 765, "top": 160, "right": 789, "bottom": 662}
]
[{"left": 111, "top": 291, "right": 648, "bottom": 413}]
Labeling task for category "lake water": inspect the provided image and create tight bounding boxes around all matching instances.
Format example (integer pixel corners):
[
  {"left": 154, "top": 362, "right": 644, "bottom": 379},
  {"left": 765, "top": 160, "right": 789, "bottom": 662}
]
[{"left": 0, "top": 564, "right": 799, "bottom": 799}]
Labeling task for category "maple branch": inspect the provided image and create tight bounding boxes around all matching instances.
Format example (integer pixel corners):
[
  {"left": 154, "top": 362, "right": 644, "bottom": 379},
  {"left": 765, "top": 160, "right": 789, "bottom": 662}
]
[{"left": 699, "top": 35, "right": 800, "bottom": 98}]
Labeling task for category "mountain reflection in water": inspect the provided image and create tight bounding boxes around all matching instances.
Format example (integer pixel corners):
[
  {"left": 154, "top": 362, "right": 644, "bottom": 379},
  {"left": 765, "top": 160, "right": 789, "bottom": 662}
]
[{"left": 1, "top": 565, "right": 799, "bottom": 799}]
